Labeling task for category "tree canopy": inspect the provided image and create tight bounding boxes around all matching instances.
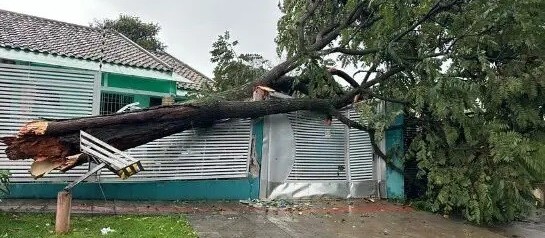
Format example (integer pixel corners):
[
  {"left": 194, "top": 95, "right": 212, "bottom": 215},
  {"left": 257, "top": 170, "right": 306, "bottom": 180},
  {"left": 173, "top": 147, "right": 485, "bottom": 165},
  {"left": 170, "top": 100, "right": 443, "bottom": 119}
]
[
  {"left": 92, "top": 15, "right": 166, "bottom": 51},
  {"left": 209, "top": 32, "right": 271, "bottom": 91},
  {"left": 208, "top": 0, "right": 545, "bottom": 223}
]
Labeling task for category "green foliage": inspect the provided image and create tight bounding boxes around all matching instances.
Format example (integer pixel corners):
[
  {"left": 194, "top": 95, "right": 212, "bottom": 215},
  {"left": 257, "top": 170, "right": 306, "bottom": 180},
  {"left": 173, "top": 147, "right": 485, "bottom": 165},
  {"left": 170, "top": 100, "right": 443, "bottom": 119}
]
[
  {"left": 297, "top": 60, "right": 346, "bottom": 98},
  {"left": 273, "top": 0, "right": 545, "bottom": 224},
  {"left": 92, "top": 15, "right": 166, "bottom": 51},
  {"left": 209, "top": 31, "right": 270, "bottom": 92},
  {"left": 207, "top": 0, "right": 545, "bottom": 224},
  {"left": 0, "top": 170, "right": 9, "bottom": 197},
  {"left": 377, "top": 0, "right": 545, "bottom": 224}
]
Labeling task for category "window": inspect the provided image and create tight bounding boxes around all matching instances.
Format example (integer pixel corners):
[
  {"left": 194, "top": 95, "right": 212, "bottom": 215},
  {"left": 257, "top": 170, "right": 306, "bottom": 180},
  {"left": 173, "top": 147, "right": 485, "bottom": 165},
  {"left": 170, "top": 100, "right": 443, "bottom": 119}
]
[
  {"left": 100, "top": 92, "right": 134, "bottom": 115},
  {"left": 0, "top": 58, "right": 16, "bottom": 64},
  {"left": 149, "top": 97, "right": 162, "bottom": 107}
]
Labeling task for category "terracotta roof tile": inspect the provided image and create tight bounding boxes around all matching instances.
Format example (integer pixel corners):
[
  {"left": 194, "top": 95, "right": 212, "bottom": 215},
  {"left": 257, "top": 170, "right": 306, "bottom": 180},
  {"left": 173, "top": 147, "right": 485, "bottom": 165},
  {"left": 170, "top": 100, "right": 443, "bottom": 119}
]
[{"left": 0, "top": 9, "right": 171, "bottom": 71}]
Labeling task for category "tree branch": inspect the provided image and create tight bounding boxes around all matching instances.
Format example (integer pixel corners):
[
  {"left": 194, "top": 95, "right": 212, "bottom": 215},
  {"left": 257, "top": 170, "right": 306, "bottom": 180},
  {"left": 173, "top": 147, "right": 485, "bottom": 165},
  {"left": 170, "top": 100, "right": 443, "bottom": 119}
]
[
  {"left": 320, "top": 47, "right": 380, "bottom": 56},
  {"left": 315, "top": 23, "right": 339, "bottom": 43},
  {"left": 386, "top": 0, "right": 462, "bottom": 67},
  {"left": 297, "top": 0, "right": 323, "bottom": 53},
  {"left": 252, "top": 1, "right": 375, "bottom": 94},
  {"left": 310, "top": 1, "right": 366, "bottom": 51},
  {"left": 331, "top": 110, "right": 370, "bottom": 131},
  {"left": 335, "top": 66, "right": 404, "bottom": 108},
  {"left": 328, "top": 68, "right": 359, "bottom": 88},
  {"left": 391, "top": 0, "right": 461, "bottom": 43},
  {"left": 362, "top": 60, "right": 380, "bottom": 83}
]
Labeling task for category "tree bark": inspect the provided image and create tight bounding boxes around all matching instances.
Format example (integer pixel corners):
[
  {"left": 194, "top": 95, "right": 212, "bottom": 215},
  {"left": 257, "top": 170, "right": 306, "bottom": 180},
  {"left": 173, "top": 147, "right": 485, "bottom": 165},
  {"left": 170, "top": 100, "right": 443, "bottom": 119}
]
[{"left": 1, "top": 98, "right": 336, "bottom": 175}]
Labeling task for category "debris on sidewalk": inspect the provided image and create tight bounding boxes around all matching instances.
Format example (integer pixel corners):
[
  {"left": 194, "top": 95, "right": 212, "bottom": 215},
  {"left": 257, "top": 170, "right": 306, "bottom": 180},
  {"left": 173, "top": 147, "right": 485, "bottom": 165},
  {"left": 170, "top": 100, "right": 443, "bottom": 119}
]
[
  {"left": 100, "top": 227, "right": 115, "bottom": 235},
  {"left": 239, "top": 199, "right": 313, "bottom": 212},
  {"left": 364, "top": 198, "right": 375, "bottom": 203}
]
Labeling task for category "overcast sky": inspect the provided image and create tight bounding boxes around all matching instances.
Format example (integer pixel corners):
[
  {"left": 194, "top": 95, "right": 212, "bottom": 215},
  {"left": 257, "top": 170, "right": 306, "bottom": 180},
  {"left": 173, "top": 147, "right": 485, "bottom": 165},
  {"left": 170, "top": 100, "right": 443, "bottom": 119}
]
[{"left": 0, "top": 0, "right": 283, "bottom": 78}]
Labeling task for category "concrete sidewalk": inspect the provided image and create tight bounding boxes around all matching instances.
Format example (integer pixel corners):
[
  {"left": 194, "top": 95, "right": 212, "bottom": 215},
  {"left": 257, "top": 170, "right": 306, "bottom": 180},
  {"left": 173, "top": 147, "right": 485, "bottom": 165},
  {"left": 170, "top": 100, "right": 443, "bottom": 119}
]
[
  {"left": 0, "top": 198, "right": 539, "bottom": 237},
  {"left": 0, "top": 198, "right": 413, "bottom": 216}
]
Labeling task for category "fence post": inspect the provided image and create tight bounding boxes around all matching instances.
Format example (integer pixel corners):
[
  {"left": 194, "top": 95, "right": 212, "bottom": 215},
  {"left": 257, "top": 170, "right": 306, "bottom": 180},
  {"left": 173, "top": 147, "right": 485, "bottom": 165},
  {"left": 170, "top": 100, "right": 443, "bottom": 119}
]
[{"left": 55, "top": 191, "right": 72, "bottom": 234}]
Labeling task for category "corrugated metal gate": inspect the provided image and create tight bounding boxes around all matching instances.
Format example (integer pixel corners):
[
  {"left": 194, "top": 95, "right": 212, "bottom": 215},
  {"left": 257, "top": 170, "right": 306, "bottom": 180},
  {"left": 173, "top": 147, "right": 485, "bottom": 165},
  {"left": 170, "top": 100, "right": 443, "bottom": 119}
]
[
  {"left": 99, "top": 119, "right": 252, "bottom": 181},
  {"left": 0, "top": 63, "right": 99, "bottom": 182},
  {"left": 347, "top": 110, "right": 374, "bottom": 181},
  {"left": 287, "top": 112, "right": 347, "bottom": 181},
  {"left": 261, "top": 110, "right": 378, "bottom": 199}
]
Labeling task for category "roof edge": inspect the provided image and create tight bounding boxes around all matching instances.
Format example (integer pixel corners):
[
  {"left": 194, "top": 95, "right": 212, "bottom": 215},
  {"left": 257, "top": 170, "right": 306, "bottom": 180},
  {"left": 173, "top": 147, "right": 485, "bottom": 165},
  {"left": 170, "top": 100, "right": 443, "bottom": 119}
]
[
  {"left": 156, "top": 51, "right": 214, "bottom": 82},
  {"left": 0, "top": 47, "right": 181, "bottom": 81},
  {"left": 113, "top": 31, "right": 174, "bottom": 71}
]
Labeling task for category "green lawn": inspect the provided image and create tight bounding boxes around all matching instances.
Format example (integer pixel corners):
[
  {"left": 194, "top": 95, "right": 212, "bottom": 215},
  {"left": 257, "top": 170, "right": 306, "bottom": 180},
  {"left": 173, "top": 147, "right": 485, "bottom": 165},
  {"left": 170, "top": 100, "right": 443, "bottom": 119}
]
[{"left": 0, "top": 213, "right": 198, "bottom": 238}]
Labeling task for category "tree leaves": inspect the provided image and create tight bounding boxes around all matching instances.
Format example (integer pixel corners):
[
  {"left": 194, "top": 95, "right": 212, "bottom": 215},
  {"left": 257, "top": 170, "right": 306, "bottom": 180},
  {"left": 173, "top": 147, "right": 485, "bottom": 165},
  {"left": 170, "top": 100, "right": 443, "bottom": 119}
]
[
  {"left": 92, "top": 15, "right": 166, "bottom": 51},
  {"left": 212, "top": 0, "right": 545, "bottom": 224},
  {"left": 209, "top": 32, "right": 271, "bottom": 92}
]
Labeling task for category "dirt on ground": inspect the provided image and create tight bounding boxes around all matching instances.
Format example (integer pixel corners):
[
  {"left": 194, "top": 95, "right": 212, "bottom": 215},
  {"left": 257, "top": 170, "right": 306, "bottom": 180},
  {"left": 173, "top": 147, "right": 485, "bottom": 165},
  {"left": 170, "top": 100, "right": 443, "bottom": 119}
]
[{"left": 190, "top": 199, "right": 503, "bottom": 238}]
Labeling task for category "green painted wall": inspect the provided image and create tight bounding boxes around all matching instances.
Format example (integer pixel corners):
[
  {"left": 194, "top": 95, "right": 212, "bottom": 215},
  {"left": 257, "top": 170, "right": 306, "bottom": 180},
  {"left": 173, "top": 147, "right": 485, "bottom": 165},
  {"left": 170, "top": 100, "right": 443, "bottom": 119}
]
[
  {"left": 101, "top": 72, "right": 180, "bottom": 109},
  {"left": 253, "top": 118, "right": 264, "bottom": 164},
  {"left": 248, "top": 118, "right": 264, "bottom": 198},
  {"left": 133, "top": 95, "right": 150, "bottom": 108},
  {"left": 103, "top": 73, "right": 175, "bottom": 94},
  {"left": 385, "top": 115, "right": 405, "bottom": 200},
  {"left": 7, "top": 179, "right": 257, "bottom": 201}
]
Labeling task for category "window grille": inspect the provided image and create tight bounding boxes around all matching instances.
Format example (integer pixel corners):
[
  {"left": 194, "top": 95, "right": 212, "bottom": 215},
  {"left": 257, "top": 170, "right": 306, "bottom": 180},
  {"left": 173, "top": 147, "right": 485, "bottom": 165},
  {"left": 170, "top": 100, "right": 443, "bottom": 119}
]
[{"left": 100, "top": 92, "right": 134, "bottom": 115}]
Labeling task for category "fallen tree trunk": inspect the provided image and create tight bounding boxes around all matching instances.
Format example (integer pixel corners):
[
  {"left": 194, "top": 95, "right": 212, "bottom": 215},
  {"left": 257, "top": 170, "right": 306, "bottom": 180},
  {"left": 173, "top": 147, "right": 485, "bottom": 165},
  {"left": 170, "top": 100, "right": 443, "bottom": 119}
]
[
  {"left": 1, "top": 98, "right": 338, "bottom": 177},
  {"left": 1, "top": 65, "right": 403, "bottom": 178}
]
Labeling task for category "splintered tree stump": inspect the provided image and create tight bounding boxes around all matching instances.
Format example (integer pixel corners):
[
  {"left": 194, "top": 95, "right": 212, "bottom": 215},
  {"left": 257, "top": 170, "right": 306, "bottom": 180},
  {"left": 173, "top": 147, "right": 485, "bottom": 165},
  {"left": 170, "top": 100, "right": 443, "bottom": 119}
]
[{"left": 55, "top": 191, "right": 72, "bottom": 234}]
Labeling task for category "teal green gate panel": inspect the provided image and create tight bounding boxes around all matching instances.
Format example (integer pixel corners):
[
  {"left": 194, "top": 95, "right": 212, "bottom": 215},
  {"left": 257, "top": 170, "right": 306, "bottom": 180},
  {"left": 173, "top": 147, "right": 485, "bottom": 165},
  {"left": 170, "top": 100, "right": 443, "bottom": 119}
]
[
  {"left": 8, "top": 179, "right": 257, "bottom": 201},
  {"left": 385, "top": 115, "right": 405, "bottom": 199}
]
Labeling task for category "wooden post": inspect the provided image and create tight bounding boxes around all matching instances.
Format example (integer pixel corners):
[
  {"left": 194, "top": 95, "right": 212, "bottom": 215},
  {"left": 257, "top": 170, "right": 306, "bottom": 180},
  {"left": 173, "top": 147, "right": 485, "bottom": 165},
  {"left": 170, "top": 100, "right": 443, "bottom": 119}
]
[{"left": 55, "top": 191, "right": 72, "bottom": 234}]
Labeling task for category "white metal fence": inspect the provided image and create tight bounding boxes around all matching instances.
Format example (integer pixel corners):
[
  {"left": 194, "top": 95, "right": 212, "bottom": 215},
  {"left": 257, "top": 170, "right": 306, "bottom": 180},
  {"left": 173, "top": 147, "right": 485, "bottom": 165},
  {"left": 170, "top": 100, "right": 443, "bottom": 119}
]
[
  {"left": 0, "top": 63, "right": 98, "bottom": 182},
  {"left": 98, "top": 119, "right": 253, "bottom": 181},
  {"left": 261, "top": 110, "right": 377, "bottom": 199}
]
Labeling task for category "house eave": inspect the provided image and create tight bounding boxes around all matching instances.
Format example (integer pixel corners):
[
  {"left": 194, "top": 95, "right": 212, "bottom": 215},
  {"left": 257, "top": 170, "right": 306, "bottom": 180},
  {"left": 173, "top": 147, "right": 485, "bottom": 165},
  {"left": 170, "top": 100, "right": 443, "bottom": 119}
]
[{"left": 0, "top": 47, "right": 193, "bottom": 83}]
